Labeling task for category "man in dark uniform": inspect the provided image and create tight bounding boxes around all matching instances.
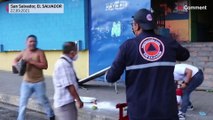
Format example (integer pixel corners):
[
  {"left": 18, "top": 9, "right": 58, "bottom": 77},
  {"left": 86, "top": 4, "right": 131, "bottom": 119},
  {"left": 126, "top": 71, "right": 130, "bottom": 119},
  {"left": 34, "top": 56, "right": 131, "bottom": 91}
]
[{"left": 106, "top": 8, "right": 190, "bottom": 120}]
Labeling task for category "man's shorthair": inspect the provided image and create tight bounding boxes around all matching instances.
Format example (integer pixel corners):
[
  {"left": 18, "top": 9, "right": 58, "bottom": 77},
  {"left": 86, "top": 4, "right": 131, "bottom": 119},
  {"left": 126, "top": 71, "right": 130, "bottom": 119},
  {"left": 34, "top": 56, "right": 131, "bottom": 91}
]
[
  {"left": 27, "top": 34, "right": 37, "bottom": 42},
  {"left": 63, "top": 42, "right": 77, "bottom": 54}
]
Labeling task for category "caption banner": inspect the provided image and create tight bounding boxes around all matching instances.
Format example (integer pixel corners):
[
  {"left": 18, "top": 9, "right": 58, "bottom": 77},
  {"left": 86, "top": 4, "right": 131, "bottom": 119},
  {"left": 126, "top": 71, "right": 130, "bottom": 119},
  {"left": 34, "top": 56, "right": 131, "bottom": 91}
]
[{"left": 8, "top": 3, "right": 64, "bottom": 14}]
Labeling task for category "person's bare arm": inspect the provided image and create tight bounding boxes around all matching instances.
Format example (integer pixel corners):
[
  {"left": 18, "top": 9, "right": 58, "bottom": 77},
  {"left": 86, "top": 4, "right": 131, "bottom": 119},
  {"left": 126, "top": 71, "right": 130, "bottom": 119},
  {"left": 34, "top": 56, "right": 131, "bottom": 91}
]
[
  {"left": 67, "top": 85, "right": 83, "bottom": 108},
  {"left": 181, "top": 68, "right": 192, "bottom": 89},
  {"left": 28, "top": 50, "right": 48, "bottom": 69},
  {"left": 13, "top": 51, "right": 24, "bottom": 65},
  {"left": 184, "top": 68, "right": 192, "bottom": 84}
]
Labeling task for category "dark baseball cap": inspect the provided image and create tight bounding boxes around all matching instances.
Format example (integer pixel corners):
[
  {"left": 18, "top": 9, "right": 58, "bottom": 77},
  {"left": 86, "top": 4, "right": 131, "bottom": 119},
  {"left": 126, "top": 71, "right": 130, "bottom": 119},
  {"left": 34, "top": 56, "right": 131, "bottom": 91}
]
[{"left": 132, "top": 8, "right": 155, "bottom": 30}]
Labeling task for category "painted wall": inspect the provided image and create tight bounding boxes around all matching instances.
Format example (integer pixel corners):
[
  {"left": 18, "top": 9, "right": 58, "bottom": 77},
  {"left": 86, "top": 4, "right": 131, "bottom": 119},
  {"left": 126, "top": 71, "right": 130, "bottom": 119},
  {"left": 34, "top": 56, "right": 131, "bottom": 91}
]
[
  {"left": 165, "top": 20, "right": 189, "bottom": 42},
  {"left": 0, "top": 0, "right": 88, "bottom": 51},
  {"left": 89, "top": 0, "right": 151, "bottom": 77},
  {"left": 157, "top": 0, "right": 190, "bottom": 42},
  {"left": 0, "top": 51, "right": 89, "bottom": 78},
  {"left": 0, "top": 0, "right": 89, "bottom": 78}
]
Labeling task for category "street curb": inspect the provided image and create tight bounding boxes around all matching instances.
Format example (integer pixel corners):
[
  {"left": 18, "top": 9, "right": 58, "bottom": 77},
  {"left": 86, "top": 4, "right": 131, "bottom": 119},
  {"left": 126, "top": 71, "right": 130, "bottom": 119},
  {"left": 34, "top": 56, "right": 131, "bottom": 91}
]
[
  {"left": 0, "top": 93, "right": 44, "bottom": 113},
  {"left": 0, "top": 94, "right": 116, "bottom": 120}
]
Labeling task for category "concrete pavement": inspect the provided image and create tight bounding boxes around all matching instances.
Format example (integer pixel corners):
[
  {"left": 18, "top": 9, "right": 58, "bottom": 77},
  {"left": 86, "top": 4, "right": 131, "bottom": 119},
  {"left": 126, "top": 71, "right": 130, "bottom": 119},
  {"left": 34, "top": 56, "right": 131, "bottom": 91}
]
[
  {"left": 0, "top": 70, "right": 126, "bottom": 120},
  {"left": 0, "top": 70, "right": 213, "bottom": 120},
  {"left": 0, "top": 103, "right": 47, "bottom": 120}
]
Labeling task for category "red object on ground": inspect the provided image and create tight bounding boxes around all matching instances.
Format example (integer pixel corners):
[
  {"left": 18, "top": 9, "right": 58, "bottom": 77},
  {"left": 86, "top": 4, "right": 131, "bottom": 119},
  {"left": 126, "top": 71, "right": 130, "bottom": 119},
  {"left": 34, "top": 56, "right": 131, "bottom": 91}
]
[
  {"left": 116, "top": 103, "right": 129, "bottom": 120},
  {"left": 176, "top": 87, "right": 183, "bottom": 96}
]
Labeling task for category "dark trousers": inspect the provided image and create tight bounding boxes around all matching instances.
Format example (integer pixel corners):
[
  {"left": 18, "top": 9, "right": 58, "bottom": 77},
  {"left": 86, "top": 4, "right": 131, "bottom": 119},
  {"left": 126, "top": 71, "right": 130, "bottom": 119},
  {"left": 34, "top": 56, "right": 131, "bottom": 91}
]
[{"left": 180, "top": 69, "right": 204, "bottom": 113}]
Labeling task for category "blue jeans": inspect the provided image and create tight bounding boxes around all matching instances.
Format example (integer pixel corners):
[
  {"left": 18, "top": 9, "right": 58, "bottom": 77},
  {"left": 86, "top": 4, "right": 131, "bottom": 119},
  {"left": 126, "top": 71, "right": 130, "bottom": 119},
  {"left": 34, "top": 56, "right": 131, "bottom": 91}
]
[
  {"left": 17, "top": 81, "right": 54, "bottom": 120},
  {"left": 180, "top": 69, "right": 204, "bottom": 113}
]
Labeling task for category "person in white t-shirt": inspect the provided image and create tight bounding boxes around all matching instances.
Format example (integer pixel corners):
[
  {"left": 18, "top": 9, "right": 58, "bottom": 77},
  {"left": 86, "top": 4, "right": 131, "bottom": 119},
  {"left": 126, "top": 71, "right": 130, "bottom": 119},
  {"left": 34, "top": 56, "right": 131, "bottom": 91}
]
[
  {"left": 53, "top": 42, "right": 83, "bottom": 120},
  {"left": 174, "top": 63, "right": 204, "bottom": 120}
]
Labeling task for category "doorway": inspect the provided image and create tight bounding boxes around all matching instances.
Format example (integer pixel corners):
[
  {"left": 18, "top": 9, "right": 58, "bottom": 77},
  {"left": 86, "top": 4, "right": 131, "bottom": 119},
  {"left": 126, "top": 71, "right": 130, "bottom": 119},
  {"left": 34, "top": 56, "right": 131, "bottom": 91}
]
[{"left": 190, "top": 0, "right": 213, "bottom": 42}]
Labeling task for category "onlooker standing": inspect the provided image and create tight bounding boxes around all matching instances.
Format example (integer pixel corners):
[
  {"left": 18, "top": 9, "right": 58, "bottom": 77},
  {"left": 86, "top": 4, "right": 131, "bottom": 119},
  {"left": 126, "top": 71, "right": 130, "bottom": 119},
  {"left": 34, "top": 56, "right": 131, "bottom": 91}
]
[
  {"left": 13, "top": 35, "right": 55, "bottom": 120},
  {"left": 174, "top": 63, "right": 204, "bottom": 120},
  {"left": 106, "top": 8, "right": 190, "bottom": 120},
  {"left": 52, "top": 41, "right": 83, "bottom": 120}
]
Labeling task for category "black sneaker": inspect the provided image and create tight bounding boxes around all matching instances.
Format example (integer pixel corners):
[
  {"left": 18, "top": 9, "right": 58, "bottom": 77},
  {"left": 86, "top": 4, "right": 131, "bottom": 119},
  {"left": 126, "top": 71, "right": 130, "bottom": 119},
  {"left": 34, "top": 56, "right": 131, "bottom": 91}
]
[
  {"left": 187, "top": 105, "right": 194, "bottom": 111},
  {"left": 49, "top": 116, "right": 55, "bottom": 120},
  {"left": 178, "top": 112, "right": 186, "bottom": 120}
]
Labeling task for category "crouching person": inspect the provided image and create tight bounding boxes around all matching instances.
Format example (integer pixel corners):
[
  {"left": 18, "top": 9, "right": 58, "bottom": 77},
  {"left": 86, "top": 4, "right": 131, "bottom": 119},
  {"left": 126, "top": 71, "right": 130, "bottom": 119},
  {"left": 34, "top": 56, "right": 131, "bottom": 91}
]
[{"left": 174, "top": 63, "right": 204, "bottom": 120}]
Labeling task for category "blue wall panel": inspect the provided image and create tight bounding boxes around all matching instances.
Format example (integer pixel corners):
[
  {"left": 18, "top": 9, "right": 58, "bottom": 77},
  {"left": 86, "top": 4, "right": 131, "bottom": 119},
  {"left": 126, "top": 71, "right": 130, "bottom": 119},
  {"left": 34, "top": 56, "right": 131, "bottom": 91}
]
[
  {"left": 89, "top": 0, "right": 151, "bottom": 77},
  {"left": 0, "top": 0, "right": 87, "bottom": 51}
]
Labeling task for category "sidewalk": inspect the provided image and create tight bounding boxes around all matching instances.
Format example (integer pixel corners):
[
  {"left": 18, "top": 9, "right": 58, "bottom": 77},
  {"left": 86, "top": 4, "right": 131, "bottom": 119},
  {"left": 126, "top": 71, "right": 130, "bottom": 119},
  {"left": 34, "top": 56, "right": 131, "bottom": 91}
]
[
  {"left": 0, "top": 70, "right": 213, "bottom": 120},
  {"left": 0, "top": 70, "right": 126, "bottom": 120}
]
